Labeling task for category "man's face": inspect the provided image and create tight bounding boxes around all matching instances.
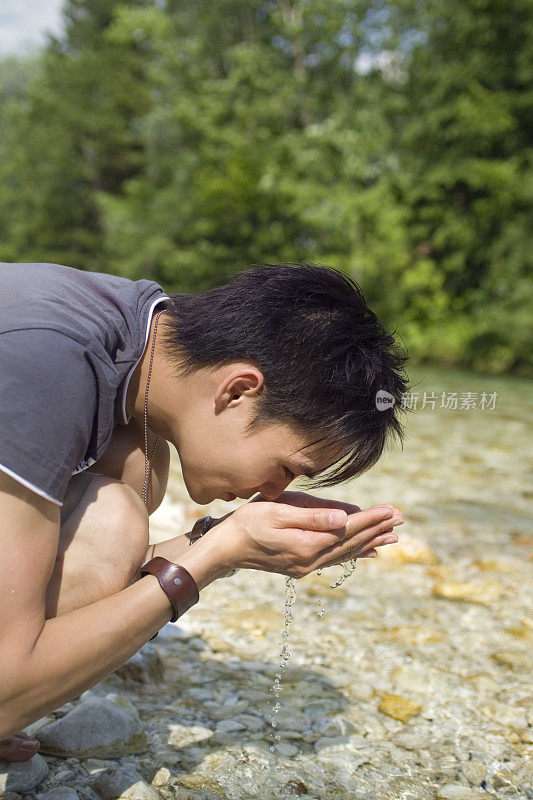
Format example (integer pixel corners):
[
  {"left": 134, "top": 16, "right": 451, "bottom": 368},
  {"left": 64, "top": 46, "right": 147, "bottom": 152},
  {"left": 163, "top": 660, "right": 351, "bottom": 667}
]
[
  {"left": 153, "top": 359, "right": 338, "bottom": 506},
  {"left": 178, "top": 416, "right": 322, "bottom": 505}
]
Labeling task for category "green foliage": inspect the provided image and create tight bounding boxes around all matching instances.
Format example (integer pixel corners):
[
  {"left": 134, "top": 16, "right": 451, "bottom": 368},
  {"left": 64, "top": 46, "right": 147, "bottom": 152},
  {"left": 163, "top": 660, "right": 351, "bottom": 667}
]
[{"left": 0, "top": 0, "right": 530, "bottom": 373}]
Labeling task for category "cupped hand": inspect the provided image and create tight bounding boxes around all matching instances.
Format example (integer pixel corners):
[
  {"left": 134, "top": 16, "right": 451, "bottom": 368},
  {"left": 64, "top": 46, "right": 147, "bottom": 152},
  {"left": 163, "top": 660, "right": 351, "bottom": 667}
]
[
  {"left": 249, "top": 490, "right": 402, "bottom": 560},
  {"left": 213, "top": 500, "right": 403, "bottom": 578}
]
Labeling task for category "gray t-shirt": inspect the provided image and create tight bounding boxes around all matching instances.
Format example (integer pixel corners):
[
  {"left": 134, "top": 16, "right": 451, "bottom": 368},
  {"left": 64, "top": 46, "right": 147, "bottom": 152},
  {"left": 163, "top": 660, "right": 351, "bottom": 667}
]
[{"left": 0, "top": 262, "right": 170, "bottom": 506}]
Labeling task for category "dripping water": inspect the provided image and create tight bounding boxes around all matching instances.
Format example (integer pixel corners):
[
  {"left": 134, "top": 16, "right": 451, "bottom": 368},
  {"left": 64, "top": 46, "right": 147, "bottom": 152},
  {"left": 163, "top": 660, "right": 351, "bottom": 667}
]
[
  {"left": 268, "top": 559, "right": 358, "bottom": 750},
  {"left": 268, "top": 576, "right": 296, "bottom": 751}
]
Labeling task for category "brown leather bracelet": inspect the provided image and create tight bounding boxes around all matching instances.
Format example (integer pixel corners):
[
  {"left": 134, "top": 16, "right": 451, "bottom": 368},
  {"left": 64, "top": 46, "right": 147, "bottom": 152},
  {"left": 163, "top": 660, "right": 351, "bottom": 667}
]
[{"left": 140, "top": 556, "right": 199, "bottom": 623}]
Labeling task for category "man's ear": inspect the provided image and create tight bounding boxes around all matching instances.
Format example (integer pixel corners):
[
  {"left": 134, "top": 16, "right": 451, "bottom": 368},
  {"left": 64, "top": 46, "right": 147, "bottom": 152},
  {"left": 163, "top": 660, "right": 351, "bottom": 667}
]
[{"left": 214, "top": 365, "right": 264, "bottom": 413}]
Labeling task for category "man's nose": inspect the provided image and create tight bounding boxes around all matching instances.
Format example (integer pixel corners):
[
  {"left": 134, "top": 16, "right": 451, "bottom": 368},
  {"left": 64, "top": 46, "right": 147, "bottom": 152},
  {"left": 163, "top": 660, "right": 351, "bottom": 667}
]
[{"left": 257, "top": 478, "right": 292, "bottom": 502}]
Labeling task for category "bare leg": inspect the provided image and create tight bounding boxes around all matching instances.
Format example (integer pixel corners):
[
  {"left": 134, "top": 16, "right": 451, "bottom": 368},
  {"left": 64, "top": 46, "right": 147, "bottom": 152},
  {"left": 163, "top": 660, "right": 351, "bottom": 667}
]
[{"left": 0, "top": 472, "right": 149, "bottom": 760}]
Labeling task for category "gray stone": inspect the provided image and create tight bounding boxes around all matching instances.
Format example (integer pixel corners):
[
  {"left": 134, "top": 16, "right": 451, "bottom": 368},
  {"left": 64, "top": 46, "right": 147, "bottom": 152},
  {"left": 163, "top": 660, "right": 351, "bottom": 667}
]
[
  {"left": 78, "top": 690, "right": 105, "bottom": 702},
  {"left": 46, "top": 768, "right": 73, "bottom": 783},
  {"left": 275, "top": 742, "right": 299, "bottom": 757},
  {"left": 91, "top": 766, "right": 161, "bottom": 800},
  {"left": 75, "top": 788, "right": 102, "bottom": 800},
  {"left": 234, "top": 714, "right": 267, "bottom": 730},
  {"left": 36, "top": 695, "right": 148, "bottom": 759},
  {"left": 114, "top": 644, "right": 164, "bottom": 684},
  {"left": 207, "top": 701, "right": 248, "bottom": 720},
  {"left": 0, "top": 753, "right": 49, "bottom": 794},
  {"left": 215, "top": 719, "right": 247, "bottom": 732},
  {"left": 22, "top": 716, "right": 55, "bottom": 737},
  {"left": 38, "top": 789, "right": 80, "bottom": 800},
  {"left": 314, "top": 735, "right": 349, "bottom": 752},
  {"left": 53, "top": 702, "right": 77, "bottom": 718},
  {"left": 82, "top": 758, "right": 114, "bottom": 776}
]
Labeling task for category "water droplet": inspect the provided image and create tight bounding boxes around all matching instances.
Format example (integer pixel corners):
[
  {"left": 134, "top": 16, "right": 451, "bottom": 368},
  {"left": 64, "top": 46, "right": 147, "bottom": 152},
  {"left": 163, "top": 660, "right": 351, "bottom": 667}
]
[{"left": 267, "top": 561, "right": 358, "bottom": 752}]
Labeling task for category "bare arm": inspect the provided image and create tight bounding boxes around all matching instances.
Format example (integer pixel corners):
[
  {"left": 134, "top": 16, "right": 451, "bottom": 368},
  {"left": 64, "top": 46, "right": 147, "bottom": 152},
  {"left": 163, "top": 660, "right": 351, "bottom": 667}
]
[{"left": 0, "top": 471, "right": 224, "bottom": 737}]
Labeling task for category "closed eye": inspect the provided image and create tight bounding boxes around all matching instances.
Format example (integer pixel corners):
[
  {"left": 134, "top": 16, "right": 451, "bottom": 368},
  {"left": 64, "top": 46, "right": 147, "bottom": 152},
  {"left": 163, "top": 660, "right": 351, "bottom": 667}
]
[{"left": 283, "top": 466, "right": 296, "bottom": 481}]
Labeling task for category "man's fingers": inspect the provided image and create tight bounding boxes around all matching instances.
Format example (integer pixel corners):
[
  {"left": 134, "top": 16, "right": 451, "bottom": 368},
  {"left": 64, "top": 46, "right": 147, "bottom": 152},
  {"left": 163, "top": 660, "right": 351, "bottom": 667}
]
[
  {"left": 311, "top": 517, "right": 400, "bottom": 568},
  {"left": 273, "top": 503, "right": 350, "bottom": 531}
]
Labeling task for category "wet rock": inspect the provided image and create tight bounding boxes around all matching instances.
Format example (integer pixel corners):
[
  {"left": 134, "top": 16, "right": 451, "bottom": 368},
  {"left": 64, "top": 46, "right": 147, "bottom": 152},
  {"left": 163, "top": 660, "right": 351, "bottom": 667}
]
[
  {"left": 178, "top": 773, "right": 227, "bottom": 796},
  {"left": 166, "top": 722, "right": 212, "bottom": 747},
  {"left": 349, "top": 683, "right": 374, "bottom": 702},
  {"left": 519, "top": 727, "right": 533, "bottom": 743},
  {"left": 207, "top": 700, "right": 248, "bottom": 720},
  {"left": 432, "top": 581, "right": 503, "bottom": 605},
  {"left": 45, "top": 768, "right": 74, "bottom": 785},
  {"left": 114, "top": 644, "right": 164, "bottom": 684},
  {"left": 466, "top": 674, "right": 499, "bottom": 693},
  {"left": 493, "top": 769, "right": 518, "bottom": 791},
  {"left": 91, "top": 765, "right": 161, "bottom": 800},
  {"left": 36, "top": 694, "right": 148, "bottom": 758},
  {"left": 314, "top": 735, "right": 349, "bottom": 752},
  {"left": 215, "top": 719, "right": 247, "bottom": 732},
  {"left": 275, "top": 742, "right": 299, "bottom": 757},
  {"left": 284, "top": 779, "right": 309, "bottom": 795},
  {"left": 53, "top": 702, "right": 77, "bottom": 718},
  {"left": 0, "top": 753, "right": 49, "bottom": 794},
  {"left": 390, "top": 664, "right": 434, "bottom": 693},
  {"left": 22, "top": 715, "right": 55, "bottom": 736},
  {"left": 383, "top": 777, "right": 435, "bottom": 800},
  {"left": 150, "top": 768, "right": 170, "bottom": 788},
  {"left": 437, "top": 754, "right": 460, "bottom": 781},
  {"left": 83, "top": 758, "right": 114, "bottom": 776},
  {"left": 234, "top": 714, "right": 267, "bottom": 730},
  {"left": 38, "top": 789, "right": 80, "bottom": 800},
  {"left": 314, "top": 716, "right": 355, "bottom": 738},
  {"left": 277, "top": 729, "right": 304, "bottom": 740},
  {"left": 393, "top": 730, "right": 428, "bottom": 750},
  {"left": 436, "top": 784, "right": 495, "bottom": 799},
  {"left": 460, "top": 760, "right": 487, "bottom": 787},
  {"left": 481, "top": 700, "right": 527, "bottom": 728},
  {"left": 491, "top": 650, "right": 532, "bottom": 670},
  {"left": 378, "top": 693, "right": 423, "bottom": 723}
]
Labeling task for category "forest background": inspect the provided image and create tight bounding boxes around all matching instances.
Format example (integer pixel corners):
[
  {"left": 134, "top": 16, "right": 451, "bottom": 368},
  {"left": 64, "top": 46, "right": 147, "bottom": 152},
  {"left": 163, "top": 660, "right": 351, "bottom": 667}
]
[{"left": 0, "top": 0, "right": 531, "bottom": 375}]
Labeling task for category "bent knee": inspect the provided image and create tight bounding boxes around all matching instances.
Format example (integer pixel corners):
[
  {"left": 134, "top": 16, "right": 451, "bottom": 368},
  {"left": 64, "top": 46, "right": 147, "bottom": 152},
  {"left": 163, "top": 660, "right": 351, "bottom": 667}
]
[
  {"left": 47, "top": 477, "right": 150, "bottom": 618},
  {"left": 78, "top": 476, "right": 149, "bottom": 579},
  {"left": 105, "top": 481, "right": 149, "bottom": 577}
]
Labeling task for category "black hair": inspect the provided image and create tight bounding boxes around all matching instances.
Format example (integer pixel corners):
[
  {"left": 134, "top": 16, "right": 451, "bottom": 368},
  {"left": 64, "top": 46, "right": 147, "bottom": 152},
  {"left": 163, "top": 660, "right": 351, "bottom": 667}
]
[{"left": 159, "top": 262, "right": 410, "bottom": 487}]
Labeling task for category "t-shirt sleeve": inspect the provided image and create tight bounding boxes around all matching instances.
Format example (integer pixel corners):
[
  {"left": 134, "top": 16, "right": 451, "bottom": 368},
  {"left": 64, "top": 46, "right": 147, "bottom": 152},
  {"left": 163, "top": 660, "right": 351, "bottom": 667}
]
[{"left": 0, "top": 329, "right": 99, "bottom": 506}]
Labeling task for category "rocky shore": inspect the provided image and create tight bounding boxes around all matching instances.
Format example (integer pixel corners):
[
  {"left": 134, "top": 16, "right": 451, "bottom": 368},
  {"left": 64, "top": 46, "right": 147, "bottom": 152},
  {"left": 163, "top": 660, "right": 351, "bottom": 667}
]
[{"left": 1, "top": 367, "right": 531, "bottom": 799}]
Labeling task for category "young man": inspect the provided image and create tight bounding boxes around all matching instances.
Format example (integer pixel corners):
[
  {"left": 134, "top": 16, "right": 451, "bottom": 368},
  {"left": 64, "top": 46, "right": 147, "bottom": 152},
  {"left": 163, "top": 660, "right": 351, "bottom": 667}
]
[{"left": 0, "top": 261, "right": 406, "bottom": 760}]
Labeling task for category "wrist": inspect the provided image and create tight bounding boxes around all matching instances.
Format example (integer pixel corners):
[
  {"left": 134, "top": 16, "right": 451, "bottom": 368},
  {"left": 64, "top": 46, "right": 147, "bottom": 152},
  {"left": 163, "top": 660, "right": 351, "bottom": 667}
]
[{"left": 174, "top": 528, "right": 234, "bottom": 591}]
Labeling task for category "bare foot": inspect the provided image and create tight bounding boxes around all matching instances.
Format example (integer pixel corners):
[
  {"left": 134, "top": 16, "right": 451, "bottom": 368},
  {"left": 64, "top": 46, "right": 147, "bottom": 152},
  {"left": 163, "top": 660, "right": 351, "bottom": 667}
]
[{"left": 0, "top": 731, "right": 41, "bottom": 761}]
